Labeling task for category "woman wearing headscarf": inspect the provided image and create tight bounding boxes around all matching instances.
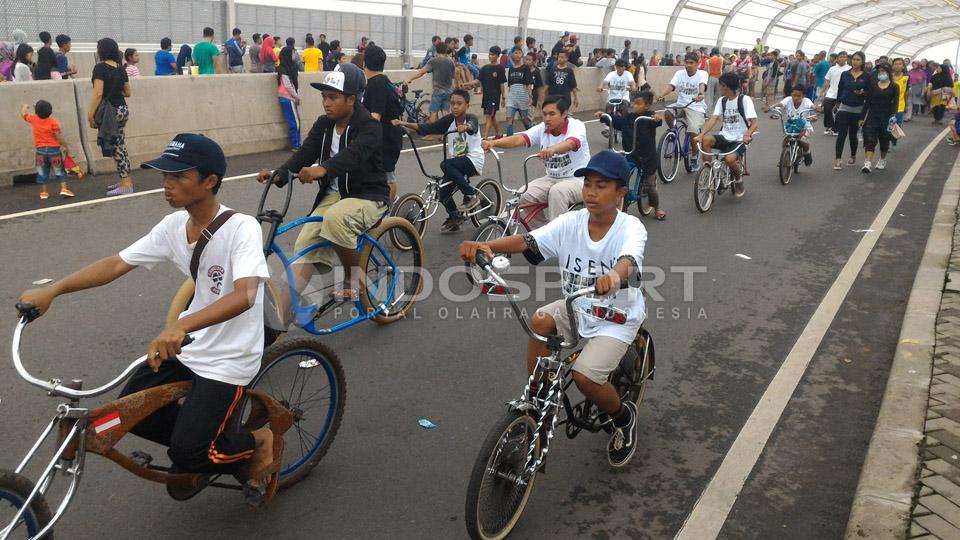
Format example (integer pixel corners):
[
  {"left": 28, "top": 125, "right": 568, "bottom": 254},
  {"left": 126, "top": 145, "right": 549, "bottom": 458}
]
[
  {"left": 175, "top": 43, "right": 192, "bottom": 74},
  {"left": 928, "top": 63, "right": 953, "bottom": 125},
  {"left": 908, "top": 60, "right": 929, "bottom": 119},
  {"left": 260, "top": 35, "right": 277, "bottom": 73},
  {"left": 277, "top": 45, "right": 301, "bottom": 150}
]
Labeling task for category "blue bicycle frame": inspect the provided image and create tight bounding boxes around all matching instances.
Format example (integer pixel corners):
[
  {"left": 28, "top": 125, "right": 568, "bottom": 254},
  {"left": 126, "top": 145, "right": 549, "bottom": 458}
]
[{"left": 258, "top": 171, "right": 401, "bottom": 335}]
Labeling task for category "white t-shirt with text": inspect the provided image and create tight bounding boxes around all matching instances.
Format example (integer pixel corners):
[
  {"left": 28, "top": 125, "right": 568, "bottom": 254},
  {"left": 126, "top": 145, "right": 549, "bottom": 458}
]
[
  {"left": 520, "top": 117, "right": 591, "bottom": 178},
  {"left": 712, "top": 94, "right": 758, "bottom": 142},
  {"left": 670, "top": 69, "right": 709, "bottom": 113},
  {"left": 604, "top": 70, "right": 634, "bottom": 101},
  {"left": 530, "top": 209, "right": 647, "bottom": 343},
  {"left": 119, "top": 206, "right": 270, "bottom": 386}
]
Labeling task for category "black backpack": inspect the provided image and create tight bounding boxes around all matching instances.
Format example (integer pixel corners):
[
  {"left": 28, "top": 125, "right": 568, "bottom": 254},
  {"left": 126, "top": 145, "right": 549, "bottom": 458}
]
[{"left": 721, "top": 94, "right": 749, "bottom": 127}]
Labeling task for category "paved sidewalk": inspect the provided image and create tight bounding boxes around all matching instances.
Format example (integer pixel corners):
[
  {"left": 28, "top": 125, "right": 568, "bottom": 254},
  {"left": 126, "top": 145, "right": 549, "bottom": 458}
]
[{"left": 910, "top": 211, "right": 960, "bottom": 540}]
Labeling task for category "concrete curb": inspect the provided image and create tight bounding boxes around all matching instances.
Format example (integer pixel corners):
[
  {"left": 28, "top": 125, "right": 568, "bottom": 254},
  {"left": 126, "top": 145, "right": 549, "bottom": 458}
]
[{"left": 845, "top": 150, "right": 960, "bottom": 539}]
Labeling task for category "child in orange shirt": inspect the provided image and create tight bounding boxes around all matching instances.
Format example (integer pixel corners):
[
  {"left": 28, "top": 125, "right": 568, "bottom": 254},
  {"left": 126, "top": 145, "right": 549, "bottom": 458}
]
[{"left": 21, "top": 100, "right": 73, "bottom": 200}]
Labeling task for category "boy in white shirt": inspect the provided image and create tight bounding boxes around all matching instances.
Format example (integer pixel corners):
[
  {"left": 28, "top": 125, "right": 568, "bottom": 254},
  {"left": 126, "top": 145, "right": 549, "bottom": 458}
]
[
  {"left": 766, "top": 84, "right": 816, "bottom": 166},
  {"left": 656, "top": 53, "right": 708, "bottom": 167},
  {"left": 460, "top": 150, "right": 647, "bottom": 468},
  {"left": 482, "top": 95, "right": 591, "bottom": 226},
  {"left": 694, "top": 72, "right": 759, "bottom": 197},
  {"left": 17, "top": 134, "right": 277, "bottom": 505},
  {"left": 597, "top": 59, "right": 636, "bottom": 138}
]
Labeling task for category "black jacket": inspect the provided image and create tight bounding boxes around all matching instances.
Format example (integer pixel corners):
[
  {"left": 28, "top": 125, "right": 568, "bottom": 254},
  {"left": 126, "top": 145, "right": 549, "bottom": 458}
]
[{"left": 280, "top": 105, "right": 389, "bottom": 210}]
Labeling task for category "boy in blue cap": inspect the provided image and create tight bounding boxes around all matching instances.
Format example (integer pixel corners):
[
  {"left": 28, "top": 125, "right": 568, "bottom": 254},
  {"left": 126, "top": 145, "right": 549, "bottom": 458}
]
[
  {"left": 460, "top": 150, "right": 647, "bottom": 468},
  {"left": 18, "top": 133, "right": 279, "bottom": 506}
]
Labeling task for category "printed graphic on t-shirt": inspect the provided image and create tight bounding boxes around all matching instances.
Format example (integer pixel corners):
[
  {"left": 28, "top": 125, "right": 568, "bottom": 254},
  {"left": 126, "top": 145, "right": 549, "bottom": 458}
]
[
  {"left": 559, "top": 254, "right": 617, "bottom": 295},
  {"left": 208, "top": 265, "right": 225, "bottom": 294},
  {"left": 545, "top": 153, "right": 572, "bottom": 174},
  {"left": 452, "top": 132, "right": 468, "bottom": 156}
]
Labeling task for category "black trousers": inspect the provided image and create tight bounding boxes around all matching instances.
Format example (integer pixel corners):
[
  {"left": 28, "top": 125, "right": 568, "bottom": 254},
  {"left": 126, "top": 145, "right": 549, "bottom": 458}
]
[
  {"left": 834, "top": 110, "right": 860, "bottom": 160},
  {"left": 822, "top": 98, "right": 837, "bottom": 130},
  {"left": 119, "top": 360, "right": 256, "bottom": 474},
  {"left": 439, "top": 156, "right": 478, "bottom": 217}
]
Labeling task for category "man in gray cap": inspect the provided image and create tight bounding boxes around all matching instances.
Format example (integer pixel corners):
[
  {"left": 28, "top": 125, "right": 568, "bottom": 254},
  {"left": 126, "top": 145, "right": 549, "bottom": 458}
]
[{"left": 258, "top": 62, "right": 389, "bottom": 302}]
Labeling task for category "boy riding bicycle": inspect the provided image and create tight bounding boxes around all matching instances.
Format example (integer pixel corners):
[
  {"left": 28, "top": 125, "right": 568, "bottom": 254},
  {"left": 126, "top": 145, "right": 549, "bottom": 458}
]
[
  {"left": 694, "top": 72, "right": 759, "bottom": 197},
  {"left": 460, "top": 150, "right": 647, "bottom": 467},
  {"left": 655, "top": 53, "right": 708, "bottom": 169},
  {"left": 597, "top": 59, "right": 637, "bottom": 138},
  {"left": 765, "top": 84, "right": 815, "bottom": 167},
  {"left": 394, "top": 88, "right": 485, "bottom": 233},
  {"left": 17, "top": 134, "right": 277, "bottom": 505},
  {"left": 481, "top": 95, "right": 591, "bottom": 226}
]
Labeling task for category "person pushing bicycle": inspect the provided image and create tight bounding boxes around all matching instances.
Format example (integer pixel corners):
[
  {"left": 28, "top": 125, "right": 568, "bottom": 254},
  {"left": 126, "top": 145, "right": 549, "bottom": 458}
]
[
  {"left": 460, "top": 150, "right": 647, "bottom": 467},
  {"left": 481, "top": 95, "right": 591, "bottom": 227},
  {"left": 694, "top": 72, "right": 759, "bottom": 197},
  {"left": 17, "top": 133, "right": 278, "bottom": 505},
  {"left": 257, "top": 63, "right": 390, "bottom": 302}
]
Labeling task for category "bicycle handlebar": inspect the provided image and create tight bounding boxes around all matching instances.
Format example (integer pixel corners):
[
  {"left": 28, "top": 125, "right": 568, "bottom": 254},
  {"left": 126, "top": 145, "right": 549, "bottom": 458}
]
[
  {"left": 601, "top": 113, "right": 659, "bottom": 153},
  {"left": 257, "top": 169, "right": 295, "bottom": 222},
  {"left": 695, "top": 140, "right": 748, "bottom": 158},
  {"left": 400, "top": 127, "right": 474, "bottom": 181},
  {"left": 12, "top": 304, "right": 193, "bottom": 400}
]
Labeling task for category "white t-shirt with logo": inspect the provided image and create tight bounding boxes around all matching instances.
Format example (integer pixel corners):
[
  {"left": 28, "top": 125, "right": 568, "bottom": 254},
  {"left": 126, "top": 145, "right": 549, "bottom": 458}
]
[
  {"left": 442, "top": 117, "right": 484, "bottom": 175},
  {"left": 604, "top": 70, "right": 634, "bottom": 101},
  {"left": 824, "top": 64, "right": 851, "bottom": 99},
  {"left": 670, "top": 69, "right": 708, "bottom": 113},
  {"left": 712, "top": 94, "right": 758, "bottom": 142},
  {"left": 530, "top": 209, "right": 647, "bottom": 343},
  {"left": 520, "top": 117, "right": 591, "bottom": 178},
  {"left": 778, "top": 96, "right": 816, "bottom": 131},
  {"left": 119, "top": 206, "right": 270, "bottom": 386}
]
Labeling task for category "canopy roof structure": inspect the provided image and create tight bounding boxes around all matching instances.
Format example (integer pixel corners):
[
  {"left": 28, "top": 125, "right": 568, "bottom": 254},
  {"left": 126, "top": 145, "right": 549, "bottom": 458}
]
[{"left": 299, "top": 0, "right": 959, "bottom": 61}]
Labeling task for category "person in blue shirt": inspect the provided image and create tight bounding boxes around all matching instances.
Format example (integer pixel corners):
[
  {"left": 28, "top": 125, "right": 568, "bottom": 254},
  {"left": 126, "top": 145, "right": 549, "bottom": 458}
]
[
  {"left": 225, "top": 28, "right": 245, "bottom": 73},
  {"left": 155, "top": 38, "right": 177, "bottom": 76},
  {"left": 457, "top": 34, "right": 479, "bottom": 80},
  {"left": 811, "top": 52, "right": 831, "bottom": 101}
]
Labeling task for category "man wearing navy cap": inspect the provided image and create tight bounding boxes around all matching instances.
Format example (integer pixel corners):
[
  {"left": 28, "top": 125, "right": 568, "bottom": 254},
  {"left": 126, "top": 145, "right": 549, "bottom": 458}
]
[
  {"left": 258, "top": 62, "right": 389, "bottom": 301},
  {"left": 459, "top": 150, "right": 648, "bottom": 468},
  {"left": 19, "top": 133, "right": 279, "bottom": 505}
]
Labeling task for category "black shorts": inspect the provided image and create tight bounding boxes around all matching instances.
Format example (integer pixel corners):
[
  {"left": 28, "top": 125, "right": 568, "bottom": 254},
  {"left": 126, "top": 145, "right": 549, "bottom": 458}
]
[
  {"left": 483, "top": 101, "right": 500, "bottom": 116},
  {"left": 713, "top": 135, "right": 747, "bottom": 156}
]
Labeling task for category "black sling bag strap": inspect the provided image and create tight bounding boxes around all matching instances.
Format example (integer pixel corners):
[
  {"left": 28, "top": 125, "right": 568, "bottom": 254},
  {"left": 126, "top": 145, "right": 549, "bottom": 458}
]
[{"left": 183, "top": 210, "right": 237, "bottom": 311}]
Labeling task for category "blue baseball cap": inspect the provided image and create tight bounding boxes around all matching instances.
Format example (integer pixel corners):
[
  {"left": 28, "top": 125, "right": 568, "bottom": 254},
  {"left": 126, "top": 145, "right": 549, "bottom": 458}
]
[
  {"left": 141, "top": 133, "right": 227, "bottom": 178},
  {"left": 574, "top": 150, "right": 629, "bottom": 186}
]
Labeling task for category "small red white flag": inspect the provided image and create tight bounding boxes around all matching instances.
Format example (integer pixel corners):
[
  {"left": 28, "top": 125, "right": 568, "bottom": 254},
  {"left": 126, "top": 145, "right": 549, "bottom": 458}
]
[{"left": 93, "top": 411, "right": 121, "bottom": 435}]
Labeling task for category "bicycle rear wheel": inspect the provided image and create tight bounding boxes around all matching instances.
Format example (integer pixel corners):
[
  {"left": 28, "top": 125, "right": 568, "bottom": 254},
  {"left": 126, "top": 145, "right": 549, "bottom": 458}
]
[
  {"left": 414, "top": 99, "right": 430, "bottom": 124},
  {"left": 244, "top": 338, "right": 345, "bottom": 489},
  {"left": 470, "top": 179, "right": 504, "bottom": 228},
  {"left": 636, "top": 171, "right": 654, "bottom": 216},
  {"left": 359, "top": 217, "right": 424, "bottom": 324},
  {"left": 657, "top": 131, "right": 680, "bottom": 183},
  {"left": 0, "top": 470, "right": 53, "bottom": 539},
  {"left": 465, "top": 411, "right": 539, "bottom": 540},
  {"left": 390, "top": 193, "right": 427, "bottom": 251},
  {"left": 468, "top": 221, "right": 508, "bottom": 285},
  {"left": 778, "top": 146, "right": 793, "bottom": 185},
  {"left": 694, "top": 166, "right": 714, "bottom": 213}
]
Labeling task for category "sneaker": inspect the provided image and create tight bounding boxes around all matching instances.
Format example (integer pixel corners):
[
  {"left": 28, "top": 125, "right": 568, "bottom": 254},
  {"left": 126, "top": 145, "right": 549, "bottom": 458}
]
[
  {"left": 948, "top": 138, "right": 957, "bottom": 146},
  {"left": 439, "top": 216, "right": 464, "bottom": 233},
  {"left": 39, "top": 192, "right": 49, "bottom": 200},
  {"left": 690, "top": 158, "right": 700, "bottom": 171},
  {"left": 458, "top": 196, "right": 481, "bottom": 213},
  {"left": 830, "top": 130, "right": 839, "bottom": 136},
  {"left": 861, "top": 161, "right": 872, "bottom": 173},
  {"left": 834, "top": 160, "right": 843, "bottom": 170},
  {"left": 59, "top": 187, "right": 75, "bottom": 198},
  {"left": 733, "top": 180, "right": 746, "bottom": 198},
  {"left": 106, "top": 184, "right": 134, "bottom": 196},
  {"left": 876, "top": 159, "right": 886, "bottom": 170},
  {"left": 607, "top": 401, "right": 639, "bottom": 468},
  {"left": 823, "top": 129, "right": 830, "bottom": 135},
  {"left": 847, "top": 157, "right": 856, "bottom": 166},
  {"left": 601, "top": 129, "right": 609, "bottom": 138},
  {"left": 803, "top": 153, "right": 813, "bottom": 167}
]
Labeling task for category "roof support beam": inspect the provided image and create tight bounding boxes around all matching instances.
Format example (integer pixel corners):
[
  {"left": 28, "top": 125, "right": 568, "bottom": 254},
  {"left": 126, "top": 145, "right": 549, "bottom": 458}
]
[
  {"left": 665, "top": 0, "right": 688, "bottom": 57},
  {"left": 518, "top": 0, "right": 532, "bottom": 42},
  {"left": 828, "top": 8, "right": 933, "bottom": 58},
  {"left": 401, "top": 0, "right": 414, "bottom": 68},
  {"left": 864, "top": 17, "right": 960, "bottom": 55},
  {"left": 717, "top": 0, "right": 753, "bottom": 50},
  {"left": 601, "top": 0, "right": 619, "bottom": 49},
  {"left": 913, "top": 36, "right": 960, "bottom": 58},
  {"left": 761, "top": 4, "right": 799, "bottom": 49}
]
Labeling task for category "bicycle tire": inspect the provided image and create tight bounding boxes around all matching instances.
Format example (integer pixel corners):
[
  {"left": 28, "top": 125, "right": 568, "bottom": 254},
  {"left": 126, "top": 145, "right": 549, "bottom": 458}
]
[
  {"left": 359, "top": 217, "right": 424, "bottom": 324},
  {"left": 464, "top": 411, "right": 539, "bottom": 540},
  {"left": 679, "top": 125, "right": 693, "bottom": 174},
  {"left": 636, "top": 170, "right": 654, "bottom": 216},
  {"left": 390, "top": 193, "right": 427, "bottom": 251},
  {"left": 470, "top": 179, "right": 504, "bottom": 228},
  {"left": 467, "top": 221, "right": 508, "bottom": 285},
  {"left": 610, "top": 329, "right": 656, "bottom": 405},
  {"left": 0, "top": 469, "right": 53, "bottom": 540},
  {"left": 657, "top": 131, "right": 680, "bottom": 183},
  {"left": 778, "top": 146, "right": 793, "bottom": 185},
  {"left": 694, "top": 166, "right": 714, "bottom": 213},
  {"left": 414, "top": 100, "right": 430, "bottom": 124},
  {"left": 246, "top": 338, "right": 346, "bottom": 489}
]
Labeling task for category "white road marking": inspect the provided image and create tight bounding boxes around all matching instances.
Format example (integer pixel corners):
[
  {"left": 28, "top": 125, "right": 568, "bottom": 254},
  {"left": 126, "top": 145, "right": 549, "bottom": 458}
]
[
  {"left": 674, "top": 127, "right": 949, "bottom": 540},
  {"left": 0, "top": 119, "right": 602, "bottom": 222}
]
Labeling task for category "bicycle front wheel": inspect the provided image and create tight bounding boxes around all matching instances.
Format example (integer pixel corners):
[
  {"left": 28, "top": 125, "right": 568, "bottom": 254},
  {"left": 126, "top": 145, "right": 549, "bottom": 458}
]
[
  {"left": 468, "top": 221, "right": 508, "bottom": 285},
  {"left": 414, "top": 99, "right": 430, "bottom": 124},
  {"left": 778, "top": 146, "right": 793, "bottom": 185},
  {"left": 0, "top": 469, "right": 53, "bottom": 539},
  {"left": 636, "top": 171, "right": 654, "bottom": 216},
  {"left": 694, "top": 166, "right": 714, "bottom": 213},
  {"left": 359, "top": 217, "right": 424, "bottom": 324},
  {"left": 470, "top": 179, "right": 504, "bottom": 228},
  {"left": 658, "top": 131, "right": 680, "bottom": 183},
  {"left": 465, "top": 411, "right": 539, "bottom": 540},
  {"left": 246, "top": 338, "right": 346, "bottom": 489},
  {"left": 390, "top": 193, "right": 427, "bottom": 251}
]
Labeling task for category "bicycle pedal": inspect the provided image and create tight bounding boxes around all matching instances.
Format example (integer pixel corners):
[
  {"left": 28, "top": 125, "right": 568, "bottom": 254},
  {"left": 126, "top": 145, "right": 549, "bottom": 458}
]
[{"left": 131, "top": 450, "right": 153, "bottom": 467}]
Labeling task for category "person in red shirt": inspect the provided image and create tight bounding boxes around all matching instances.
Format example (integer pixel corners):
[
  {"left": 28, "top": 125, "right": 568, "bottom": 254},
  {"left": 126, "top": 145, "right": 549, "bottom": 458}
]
[{"left": 21, "top": 100, "right": 73, "bottom": 200}]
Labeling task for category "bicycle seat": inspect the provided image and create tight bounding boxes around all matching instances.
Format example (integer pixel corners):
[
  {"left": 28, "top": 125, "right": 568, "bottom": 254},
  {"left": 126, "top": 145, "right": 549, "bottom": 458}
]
[{"left": 412, "top": 90, "right": 424, "bottom": 98}]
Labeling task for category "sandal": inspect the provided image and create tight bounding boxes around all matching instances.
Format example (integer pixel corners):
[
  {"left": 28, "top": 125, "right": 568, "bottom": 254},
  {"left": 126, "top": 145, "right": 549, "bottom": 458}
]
[
  {"left": 243, "top": 438, "right": 284, "bottom": 510},
  {"left": 654, "top": 209, "right": 666, "bottom": 221},
  {"left": 330, "top": 288, "right": 360, "bottom": 302}
]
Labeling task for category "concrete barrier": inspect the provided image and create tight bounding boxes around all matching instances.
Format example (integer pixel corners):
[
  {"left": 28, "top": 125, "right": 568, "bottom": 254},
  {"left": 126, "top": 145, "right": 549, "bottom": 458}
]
[
  {"left": 3, "top": 80, "right": 86, "bottom": 187},
  {"left": 0, "top": 66, "right": 650, "bottom": 187}
]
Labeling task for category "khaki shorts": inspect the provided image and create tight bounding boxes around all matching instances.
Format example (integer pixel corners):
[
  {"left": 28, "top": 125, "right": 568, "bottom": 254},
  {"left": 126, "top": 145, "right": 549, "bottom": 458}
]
[
  {"left": 293, "top": 193, "right": 387, "bottom": 268},
  {"left": 675, "top": 108, "right": 706, "bottom": 134},
  {"left": 537, "top": 299, "right": 630, "bottom": 385}
]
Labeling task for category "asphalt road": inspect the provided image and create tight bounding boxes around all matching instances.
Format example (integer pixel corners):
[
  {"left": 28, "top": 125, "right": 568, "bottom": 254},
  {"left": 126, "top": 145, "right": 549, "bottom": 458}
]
[{"left": 0, "top": 107, "right": 953, "bottom": 540}]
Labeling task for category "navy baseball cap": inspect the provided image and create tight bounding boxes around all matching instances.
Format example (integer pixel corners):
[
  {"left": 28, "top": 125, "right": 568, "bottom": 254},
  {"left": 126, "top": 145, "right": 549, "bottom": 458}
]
[
  {"left": 574, "top": 150, "right": 629, "bottom": 186},
  {"left": 141, "top": 133, "right": 227, "bottom": 178},
  {"left": 311, "top": 63, "right": 366, "bottom": 95}
]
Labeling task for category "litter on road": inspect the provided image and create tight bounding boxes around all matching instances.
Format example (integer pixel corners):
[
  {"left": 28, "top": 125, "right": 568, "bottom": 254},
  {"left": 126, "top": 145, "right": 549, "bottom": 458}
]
[
  {"left": 735, "top": 254, "right": 752, "bottom": 260},
  {"left": 418, "top": 419, "right": 436, "bottom": 429},
  {"left": 31, "top": 278, "right": 53, "bottom": 285}
]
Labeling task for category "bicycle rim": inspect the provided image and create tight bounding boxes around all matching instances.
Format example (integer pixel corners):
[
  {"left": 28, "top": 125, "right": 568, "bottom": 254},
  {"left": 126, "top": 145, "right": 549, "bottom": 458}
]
[
  {"left": 390, "top": 194, "right": 426, "bottom": 251},
  {"left": 658, "top": 132, "right": 679, "bottom": 183},
  {"left": 778, "top": 146, "right": 793, "bottom": 185},
  {"left": 694, "top": 167, "right": 714, "bottom": 212}
]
